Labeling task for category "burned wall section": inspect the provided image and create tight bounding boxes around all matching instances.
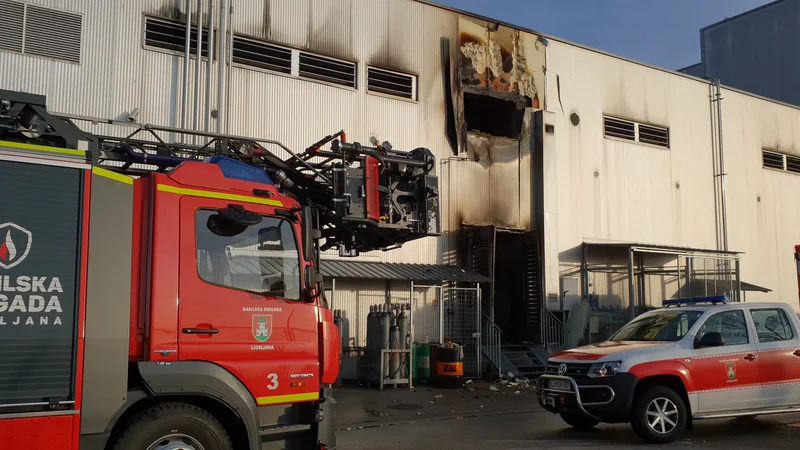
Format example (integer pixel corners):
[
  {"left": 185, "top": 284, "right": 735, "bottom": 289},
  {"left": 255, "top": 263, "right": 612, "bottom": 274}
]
[{"left": 445, "top": 17, "right": 545, "bottom": 233}]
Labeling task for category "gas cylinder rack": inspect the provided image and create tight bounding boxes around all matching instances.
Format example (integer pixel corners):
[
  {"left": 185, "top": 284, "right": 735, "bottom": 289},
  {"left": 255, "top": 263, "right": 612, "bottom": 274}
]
[{"left": 361, "top": 303, "right": 413, "bottom": 390}]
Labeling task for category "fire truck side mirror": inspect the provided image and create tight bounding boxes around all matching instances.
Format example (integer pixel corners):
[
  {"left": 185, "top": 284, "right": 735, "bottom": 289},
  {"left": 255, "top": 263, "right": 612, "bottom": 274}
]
[
  {"left": 301, "top": 206, "right": 321, "bottom": 262},
  {"left": 304, "top": 265, "right": 324, "bottom": 300}
]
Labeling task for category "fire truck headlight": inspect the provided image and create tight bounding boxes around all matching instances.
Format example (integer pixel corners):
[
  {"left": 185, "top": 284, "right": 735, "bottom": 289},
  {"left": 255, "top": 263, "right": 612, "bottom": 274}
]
[{"left": 588, "top": 361, "right": 622, "bottom": 378}]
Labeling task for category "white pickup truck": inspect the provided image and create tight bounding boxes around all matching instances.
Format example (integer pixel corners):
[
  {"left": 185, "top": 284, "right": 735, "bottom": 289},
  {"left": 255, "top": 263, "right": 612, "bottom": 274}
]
[{"left": 535, "top": 297, "right": 800, "bottom": 444}]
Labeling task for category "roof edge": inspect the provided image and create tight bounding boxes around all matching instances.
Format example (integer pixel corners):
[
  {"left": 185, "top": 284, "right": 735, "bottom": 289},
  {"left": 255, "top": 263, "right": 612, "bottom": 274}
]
[
  {"left": 413, "top": 0, "right": 800, "bottom": 114},
  {"left": 700, "top": 0, "right": 787, "bottom": 33}
]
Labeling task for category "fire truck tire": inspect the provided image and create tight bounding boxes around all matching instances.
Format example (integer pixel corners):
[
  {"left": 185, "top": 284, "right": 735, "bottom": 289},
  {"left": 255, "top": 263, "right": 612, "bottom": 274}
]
[
  {"left": 112, "top": 402, "right": 233, "bottom": 450},
  {"left": 559, "top": 411, "right": 599, "bottom": 430},
  {"left": 630, "top": 386, "right": 688, "bottom": 444}
]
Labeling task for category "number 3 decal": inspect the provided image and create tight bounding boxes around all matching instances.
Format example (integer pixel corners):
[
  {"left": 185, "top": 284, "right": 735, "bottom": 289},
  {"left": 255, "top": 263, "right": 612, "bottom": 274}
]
[{"left": 267, "top": 373, "right": 279, "bottom": 390}]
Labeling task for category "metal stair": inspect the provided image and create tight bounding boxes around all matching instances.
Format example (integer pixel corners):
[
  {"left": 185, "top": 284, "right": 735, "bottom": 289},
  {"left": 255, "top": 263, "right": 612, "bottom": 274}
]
[{"left": 499, "top": 343, "right": 548, "bottom": 379}]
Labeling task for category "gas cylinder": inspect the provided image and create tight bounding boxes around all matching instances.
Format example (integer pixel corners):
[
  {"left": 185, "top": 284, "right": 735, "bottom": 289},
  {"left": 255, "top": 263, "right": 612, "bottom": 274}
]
[
  {"left": 389, "top": 315, "right": 400, "bottom": 379},
  {"left": 380, "top": 305, "right": 391, "bottom": 351},
  {"left": 366, "top": 305, "right": 377, "bottom": 352},
  {"left": 397, "top": 307, "right": 409, "bottom": 379}
]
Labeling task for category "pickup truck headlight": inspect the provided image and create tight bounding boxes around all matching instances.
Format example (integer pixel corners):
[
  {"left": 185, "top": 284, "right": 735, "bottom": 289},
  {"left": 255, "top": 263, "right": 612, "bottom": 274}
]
[{"left": 588, "top": 361, "right": 622, "bottom": 378}]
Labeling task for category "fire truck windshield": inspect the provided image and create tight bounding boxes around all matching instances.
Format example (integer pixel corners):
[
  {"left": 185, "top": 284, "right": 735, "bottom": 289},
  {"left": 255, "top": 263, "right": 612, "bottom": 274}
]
[
  {"left": 609, "top": 310, "right": 704, "bottom": 342},
  {"left": 195, "top": 209, "right": 301, "bottom": 299}
]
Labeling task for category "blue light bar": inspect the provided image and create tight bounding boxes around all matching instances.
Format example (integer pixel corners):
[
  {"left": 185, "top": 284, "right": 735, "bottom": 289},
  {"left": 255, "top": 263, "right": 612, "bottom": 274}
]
[
  {"left": 663, "top": 295, "right": 730, "bottom": 307},
  {"left": 207, "top": 156, "right": 275, "bottom": 186}
]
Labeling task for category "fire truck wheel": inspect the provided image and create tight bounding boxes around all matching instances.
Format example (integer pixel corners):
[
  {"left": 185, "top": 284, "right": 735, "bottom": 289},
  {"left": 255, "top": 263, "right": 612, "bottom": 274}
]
[
  {"left": 113, "top": 402, "right": 233, "bottom": 450},
  {"left": 559, "top": 411, "right": 599, "bottom": 430},
  {"left": 630, "top": 386, "right": 688, "bottom": 444}
]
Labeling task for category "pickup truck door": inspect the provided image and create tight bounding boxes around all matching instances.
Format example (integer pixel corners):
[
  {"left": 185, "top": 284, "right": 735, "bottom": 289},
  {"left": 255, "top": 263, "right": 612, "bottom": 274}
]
[
  {"left": 748, "top": 307, "right": 800, "bottom": 407},
  {"left": 177, "top": 196, "right": 321, "bottom": 407},
  {"left": 692, "top": 309, "right": 762, "bottom": 413}
]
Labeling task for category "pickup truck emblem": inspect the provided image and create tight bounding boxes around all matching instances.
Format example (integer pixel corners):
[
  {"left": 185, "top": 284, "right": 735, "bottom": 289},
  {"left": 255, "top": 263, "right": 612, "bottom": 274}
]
[
  {"left": 558, "top": 364, "right": 567, "bottom": 376},
  {"left": 252, "top": 315, "right": 273, "bottom": 342}
]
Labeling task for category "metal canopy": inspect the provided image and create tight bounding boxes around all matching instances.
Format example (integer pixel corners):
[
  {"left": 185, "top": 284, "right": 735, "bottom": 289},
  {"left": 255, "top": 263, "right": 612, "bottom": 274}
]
[
  {"left": 579, "top": 240, "right": 750, "bottom": 322},
  {"left": 582, "top": 239, "right": 742, "bottom": 258},
  {"left": 320, "top": 259, "right": 490, "bottom": 283}
]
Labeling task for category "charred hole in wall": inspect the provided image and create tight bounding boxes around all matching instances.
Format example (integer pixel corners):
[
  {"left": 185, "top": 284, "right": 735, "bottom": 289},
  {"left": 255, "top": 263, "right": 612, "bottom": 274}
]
[{"left": 463, "top": 93, "right": 525, "bottom": 139}]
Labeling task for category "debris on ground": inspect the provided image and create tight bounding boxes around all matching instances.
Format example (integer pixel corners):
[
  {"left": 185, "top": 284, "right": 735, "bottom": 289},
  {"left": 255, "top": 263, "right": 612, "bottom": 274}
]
[
  {"left": 514, "top": 390, "right": 521, "bottom": 395},
  {"left": 489, "top": 385, "right": 499, "bottom": 392},
  {"left": 434, "top": 394, "right": 443, "bottom": 399},
  {"left": 465, "top": 379, "right": 473, "bottom": 385}
]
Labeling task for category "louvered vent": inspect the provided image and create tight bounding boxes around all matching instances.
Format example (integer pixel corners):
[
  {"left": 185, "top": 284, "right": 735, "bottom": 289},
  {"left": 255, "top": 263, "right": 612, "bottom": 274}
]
[
  {"left": 144, "top": 17, "right": 213, "bottom": 58},
  {"left": 638, "top": 123, "right": 670, "bottom": 148},
  {"left": 367, "top": 67, "right": 416, "bottom": 100},
  {"left": 298, "top": 52, "right": 357, "bottom": 88},
  {"left": 604, "top": 116, "right": 670, "bottom": 149},
  {"left": 0, "top": 0, "right": 24, "bottom": 53},
  {"left": 231, "top": 36, "right": 291, "bottom": 74},
  {"left": 762, "top": 150, "right": 785, "bottom": 170},
  {"left": 24, "top": 5, "right": 82, "bottom": 63},
  {"left": 604, "top": 117, "right": 636, "bottom": 141},
  {"left": 786, "top": 155, "right": 800, "bottom": 173}
]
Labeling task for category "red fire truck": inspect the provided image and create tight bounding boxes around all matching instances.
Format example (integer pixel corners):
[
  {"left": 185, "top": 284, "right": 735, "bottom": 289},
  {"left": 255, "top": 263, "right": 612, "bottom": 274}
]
[{"left": 0, "top": 89, "right": 440, "bottom": 450}]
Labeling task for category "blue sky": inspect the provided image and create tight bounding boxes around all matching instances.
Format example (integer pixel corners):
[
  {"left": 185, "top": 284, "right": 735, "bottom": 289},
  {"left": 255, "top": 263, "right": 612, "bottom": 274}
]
[{"left": 433, "top": 0, "right": 774, "bottom": 70}]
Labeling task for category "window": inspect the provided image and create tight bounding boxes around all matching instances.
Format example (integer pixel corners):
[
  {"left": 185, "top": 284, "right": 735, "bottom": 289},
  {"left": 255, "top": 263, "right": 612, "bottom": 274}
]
[
  {"left": 0, "top": 1, "right": 82, "bottom": 63},
  {"left": 763, "top": 149, "right": 800, "bottom": 174},
  {"left": 367, "top": 66, "right": 417, "bottom": 100},
  {"left": 609, "top": 310, "right": 703, "bottom": 342},
  {"left": 195, "top": 210, "right": 301, "bottom": 300},
  {"left": 603, "top": 116, "right": 670, "bottom": 149},
  {"left": 144, "top": 16, "right": 214, "bottom": 58},
  {"left": 697, "top": 310, "right": 749, "bottom": 346},
  {"left": 750, "top": 309, "right": 794, "bottom": 343}
]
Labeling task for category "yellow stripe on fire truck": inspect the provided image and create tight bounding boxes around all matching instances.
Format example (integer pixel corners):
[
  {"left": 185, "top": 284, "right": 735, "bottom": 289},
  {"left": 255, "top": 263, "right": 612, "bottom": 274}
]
[
  {"left": 256, "top": 392, "right": 320, "bottom": 406},
  {"left": 157, "top": 184, "right": 284, "bottom": 207},
  {"left": 92, "top": 166, "right": 134, "bottom": 184},
  {"left": 0, "top": 139, "right": 86, "bottom": 157}
]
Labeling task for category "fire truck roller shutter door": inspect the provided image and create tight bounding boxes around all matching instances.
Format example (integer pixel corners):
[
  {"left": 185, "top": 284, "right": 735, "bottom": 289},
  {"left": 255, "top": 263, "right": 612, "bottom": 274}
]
[
  {"left": 81, "top": 167, "right": 135, "bottom": 435},
  {"left": 0, "top": 159, "right": 82, "bottom": 408},
  {"left": 138, "top": 361, "right": 261, "bottom": 450}
]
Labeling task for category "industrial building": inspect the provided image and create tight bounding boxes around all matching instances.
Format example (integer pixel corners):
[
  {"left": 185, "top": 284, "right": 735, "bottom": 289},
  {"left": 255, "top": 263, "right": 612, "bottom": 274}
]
[
  {"left": 1, "top": 0, "right": 799, "bottom": 379},
  {"left": 680, "top": 0, "right": 800, "bottom": 108}
]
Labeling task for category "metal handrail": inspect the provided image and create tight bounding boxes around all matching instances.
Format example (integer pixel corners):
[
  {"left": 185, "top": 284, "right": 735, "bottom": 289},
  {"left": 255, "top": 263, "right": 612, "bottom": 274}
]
[
  {"left": 481, "top": 311, "right": 502, "bottom": 376},
  {"left": 542, "top": 309, "right": 567, "bottom": 355}
]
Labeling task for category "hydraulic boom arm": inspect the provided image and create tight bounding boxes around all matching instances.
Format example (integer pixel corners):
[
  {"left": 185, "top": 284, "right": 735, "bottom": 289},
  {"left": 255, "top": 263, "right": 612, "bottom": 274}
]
[{"left": 0, "top": 89, "right": 441, "bottom": 254}]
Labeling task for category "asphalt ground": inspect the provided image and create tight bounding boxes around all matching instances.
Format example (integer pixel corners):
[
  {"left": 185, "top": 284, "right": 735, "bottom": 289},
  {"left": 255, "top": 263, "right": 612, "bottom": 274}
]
[
  {"left": 334, "top": 381, "right": 800, "bottom": 449},
  {"left": 337, "top": 409, "right": 800, "bottom": 449}
]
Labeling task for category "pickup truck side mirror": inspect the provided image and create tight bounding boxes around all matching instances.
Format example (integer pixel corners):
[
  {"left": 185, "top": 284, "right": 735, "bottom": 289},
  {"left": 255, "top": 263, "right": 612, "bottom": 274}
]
[{"left": 695, "top": 331, "right": 725, "bottom": 349}]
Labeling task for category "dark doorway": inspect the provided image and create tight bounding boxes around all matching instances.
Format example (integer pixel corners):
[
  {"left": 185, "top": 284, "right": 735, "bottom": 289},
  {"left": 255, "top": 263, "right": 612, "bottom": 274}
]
[{"left": 461, "top": 226, "right": 542, "bottom": 343}]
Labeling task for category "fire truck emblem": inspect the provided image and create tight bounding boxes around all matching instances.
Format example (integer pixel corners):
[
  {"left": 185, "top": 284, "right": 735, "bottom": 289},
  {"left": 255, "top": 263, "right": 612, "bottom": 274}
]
[
  {"left": 0, "top": 222, "right": 32, "bottom": 270},
  {"left": 726, "top": 362, "right": 736, "bottom": 380},
  {"left": 252, "top": 315, "right": 273, "bottom": 342}
]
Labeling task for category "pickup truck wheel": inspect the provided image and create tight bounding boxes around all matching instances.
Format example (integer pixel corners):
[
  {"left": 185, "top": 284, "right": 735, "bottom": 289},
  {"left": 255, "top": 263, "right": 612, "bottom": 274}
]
[
  {"left": 560, "top": 411, "right": 600, "bottom": 430},
  {"left": 630, "top": 386, "right": 687, "bottom": 444},
  {"left": 113, "top": 402, "right": 233, "bottom": 450}
]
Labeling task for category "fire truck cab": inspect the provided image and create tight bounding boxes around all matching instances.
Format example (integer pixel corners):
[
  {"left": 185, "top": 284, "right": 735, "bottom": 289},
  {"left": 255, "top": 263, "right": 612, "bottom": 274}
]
[{"left": 537, "top": 297, "right": 800, "bottom": 444}]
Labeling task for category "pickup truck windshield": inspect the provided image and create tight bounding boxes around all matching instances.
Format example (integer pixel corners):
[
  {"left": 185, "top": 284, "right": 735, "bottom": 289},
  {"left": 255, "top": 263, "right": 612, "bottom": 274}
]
[
  {"left": 609, "top": 310, "right": 704, "bottom": 342},
  {"left": 196, "top": 210, "right": 301, "bottom": 300}
]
